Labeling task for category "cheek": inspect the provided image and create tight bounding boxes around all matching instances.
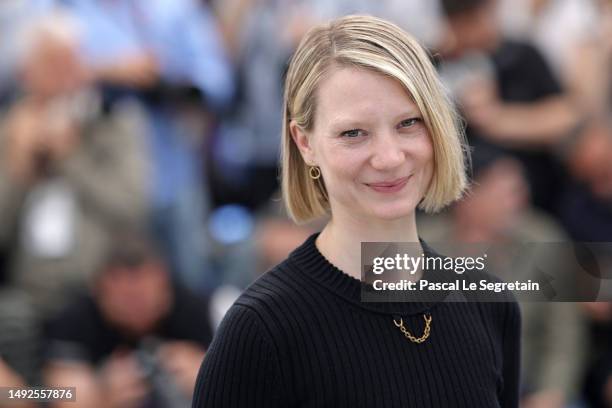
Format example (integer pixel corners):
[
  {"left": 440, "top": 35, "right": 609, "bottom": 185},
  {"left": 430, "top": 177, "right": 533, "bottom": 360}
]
[
  {"left": 415, "top": 135, "right": 435, "bottom": 186},
  {"left": 410, "top": 129, "right": 434, "bottom": 161},
  {"left": 317, "top": 147, "right": 369, "bottom": 204},
  {"left": 319, "top": 144, "right": 365, "bottom": 183},
  {"left": 321, "top": 163, "right": 356, "bottom": 199},
  {"left": 424, "top": 143, "right": 435, "bottom": 174}
]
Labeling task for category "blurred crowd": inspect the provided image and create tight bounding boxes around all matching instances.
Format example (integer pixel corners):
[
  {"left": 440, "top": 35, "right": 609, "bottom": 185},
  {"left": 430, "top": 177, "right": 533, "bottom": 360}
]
[{"left": 0, "top": 0, "right": 610, "bottom": 407}]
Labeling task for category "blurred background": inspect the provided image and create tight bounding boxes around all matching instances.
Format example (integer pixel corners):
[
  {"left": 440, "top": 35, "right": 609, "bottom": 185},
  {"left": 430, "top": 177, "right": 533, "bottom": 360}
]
[{"left": 0, "top": 0, "right": 610, "bottom": 407}]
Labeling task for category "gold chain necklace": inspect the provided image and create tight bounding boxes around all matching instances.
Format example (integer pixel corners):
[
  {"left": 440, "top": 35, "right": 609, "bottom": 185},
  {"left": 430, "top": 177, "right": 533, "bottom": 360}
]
[{"left": 393, "top": 314, "right": 432, "bottom": 344}]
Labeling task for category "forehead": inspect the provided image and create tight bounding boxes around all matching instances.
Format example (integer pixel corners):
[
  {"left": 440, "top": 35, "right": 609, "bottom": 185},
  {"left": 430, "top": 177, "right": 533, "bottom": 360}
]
[{"left": 314, "top": 66, "right": 421, "bottom": 127}]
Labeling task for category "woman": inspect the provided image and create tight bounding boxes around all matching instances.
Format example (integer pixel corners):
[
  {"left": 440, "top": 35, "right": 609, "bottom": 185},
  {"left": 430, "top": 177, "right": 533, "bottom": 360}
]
[{"left": 193, "top": 15, "right": 520, "bottom": 408}]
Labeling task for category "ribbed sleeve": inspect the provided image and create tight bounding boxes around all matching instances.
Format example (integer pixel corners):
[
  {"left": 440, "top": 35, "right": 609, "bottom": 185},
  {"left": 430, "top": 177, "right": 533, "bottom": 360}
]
[{"left": 192, "top": 305, "right": 283, "bottom": 407}]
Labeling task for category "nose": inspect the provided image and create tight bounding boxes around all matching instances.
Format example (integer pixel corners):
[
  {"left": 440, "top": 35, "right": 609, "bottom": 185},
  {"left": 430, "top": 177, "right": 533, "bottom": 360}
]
[{"left": 369, "top": 131, "right": 405, "bottom": 170}]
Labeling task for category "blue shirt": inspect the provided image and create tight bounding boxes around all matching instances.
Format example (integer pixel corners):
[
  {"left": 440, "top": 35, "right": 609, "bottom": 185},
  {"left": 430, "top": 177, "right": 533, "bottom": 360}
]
[
  {"left": 63, "top": 0, "right": 234, "bottom": 109},
  {"left": 62, "top": 0, "right": 234, "bottom": 205}
]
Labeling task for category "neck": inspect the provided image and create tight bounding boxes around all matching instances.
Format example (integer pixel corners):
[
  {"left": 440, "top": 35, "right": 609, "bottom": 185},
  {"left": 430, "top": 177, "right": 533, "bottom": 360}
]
[{"left": 316, "top": 212, "right": 421, "bottom": 281}]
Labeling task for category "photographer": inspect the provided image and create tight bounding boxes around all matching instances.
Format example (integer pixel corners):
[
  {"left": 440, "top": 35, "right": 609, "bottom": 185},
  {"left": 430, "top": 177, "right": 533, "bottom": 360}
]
[
  {"left": 0, "top": 10, "right": 147, "bottom": 320},
  {"left": 43, "top": 231, "right": 213, "bottom": 408}
]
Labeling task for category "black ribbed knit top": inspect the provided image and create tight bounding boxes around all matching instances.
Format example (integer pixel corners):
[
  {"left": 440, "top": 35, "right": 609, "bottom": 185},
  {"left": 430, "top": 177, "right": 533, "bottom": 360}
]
[{"left": 193, "top": 233, "right": 521, "bottom": 407}]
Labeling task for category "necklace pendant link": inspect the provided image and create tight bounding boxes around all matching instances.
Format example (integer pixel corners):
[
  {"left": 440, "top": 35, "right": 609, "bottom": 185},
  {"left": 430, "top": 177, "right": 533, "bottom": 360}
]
[{"left": 393, "top": 314, "right": 432, "bottom": 344}]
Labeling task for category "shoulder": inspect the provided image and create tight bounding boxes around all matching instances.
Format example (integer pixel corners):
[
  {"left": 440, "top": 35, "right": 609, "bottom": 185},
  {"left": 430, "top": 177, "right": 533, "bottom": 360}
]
[
  {"left": 204, "top": 288, "right": 286, "bottom": 369},
  {"left": 474, "top": 293, "right": 521, "bottom": 326},
  {"left": 229, "top": 257, "right": 314, "bottom": 325},
  {"left": 216, "top": 240, "right": 333, "bottom": 347},
  {"left": 193, "top": 286, "right": 287, "bottom": 406},
  {"left": 470, "top": 291, "right": 521, "bottom": 346}
]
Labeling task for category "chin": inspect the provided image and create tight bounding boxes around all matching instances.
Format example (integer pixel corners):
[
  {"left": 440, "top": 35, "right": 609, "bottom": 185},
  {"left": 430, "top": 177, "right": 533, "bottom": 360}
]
[{"left": 368, "top": 203, "right": 416, "bottom": 221}]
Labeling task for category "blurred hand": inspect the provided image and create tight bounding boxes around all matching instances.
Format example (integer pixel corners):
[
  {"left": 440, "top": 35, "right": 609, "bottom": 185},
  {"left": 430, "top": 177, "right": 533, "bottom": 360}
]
[
  {"left": 581, "top": 302, "right": 612, "bottom": 322},
  {"left": 459, "top": 78, "right": 503, "bottom": 134},
  {"left": 3, "top": 95, "right": 85, "bottom": 182},
  {"left": 3, "top": 103, "right": 45, "bottom": 183},
  {"left": 0, "top": 358, "right": 26, "bottom": 388},
  {"left": 42, "top": 111, "right": 80, "bottom": 162},
  {"left": 0, "top": 358, "right": 36, "bottom": 408},
  {"left": 521, "top": 389, "right": 564, "bottom": 408},
  {"left": 91, "top": 53, "right": 159, "bottom": 88},
  {"left": 461, "top": 80, "right": 578, "bottom": 146},
  {"left": 98, "top": 350, "right": 149, "bottom": 408},
  {"left": 157, "top": 341, "right": 205, "bottom": 397}
]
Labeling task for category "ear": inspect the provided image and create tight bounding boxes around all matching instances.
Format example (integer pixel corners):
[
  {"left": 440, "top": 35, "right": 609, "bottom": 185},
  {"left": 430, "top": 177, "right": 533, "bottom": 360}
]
[{"left": 290, "top": 120, "right": 317, "bottom": 165}]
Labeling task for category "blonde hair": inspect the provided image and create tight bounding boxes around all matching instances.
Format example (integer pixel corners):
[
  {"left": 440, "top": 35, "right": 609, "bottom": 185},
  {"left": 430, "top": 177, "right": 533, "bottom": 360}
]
[{"left": 281, "top": 15, "right": 468, "bottom": 223}]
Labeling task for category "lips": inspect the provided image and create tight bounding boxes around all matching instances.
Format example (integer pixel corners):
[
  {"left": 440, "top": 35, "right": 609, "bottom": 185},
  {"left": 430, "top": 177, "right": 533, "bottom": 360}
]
[
  {"left": 367, "top": 177, "right": 410, "bottom": 187},
  {"left": 366, "top": 176, "right": 411, "bottom": 193}
]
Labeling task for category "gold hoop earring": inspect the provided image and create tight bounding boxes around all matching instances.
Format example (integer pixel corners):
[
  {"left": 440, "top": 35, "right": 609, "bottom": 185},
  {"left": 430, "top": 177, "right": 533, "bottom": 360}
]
[{"left": 309, "top": 166, "right": 321, "bottom": 180}]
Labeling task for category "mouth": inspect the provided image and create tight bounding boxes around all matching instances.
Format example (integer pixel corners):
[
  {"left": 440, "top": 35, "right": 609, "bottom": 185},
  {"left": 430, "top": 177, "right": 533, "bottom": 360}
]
[{"left": 365, "top": 176, "right": 411, "bottom": 193}]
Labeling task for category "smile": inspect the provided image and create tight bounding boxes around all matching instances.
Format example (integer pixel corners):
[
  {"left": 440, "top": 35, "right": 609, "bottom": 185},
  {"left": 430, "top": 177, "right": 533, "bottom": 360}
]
[{"left": 366, "top": 176, "right": 411, "bottom": 193}]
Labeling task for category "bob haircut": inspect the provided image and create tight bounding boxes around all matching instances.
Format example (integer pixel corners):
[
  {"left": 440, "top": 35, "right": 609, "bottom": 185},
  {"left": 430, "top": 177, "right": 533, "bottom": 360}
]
[{"left": 282, "top": 15, "right": 468, "bottom": 223}]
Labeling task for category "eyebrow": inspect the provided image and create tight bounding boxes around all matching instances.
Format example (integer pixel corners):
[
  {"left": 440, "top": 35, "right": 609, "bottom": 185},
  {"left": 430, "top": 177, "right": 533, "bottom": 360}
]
[{"left": 329, "top": 110, "right": 422, "bottom": 130}]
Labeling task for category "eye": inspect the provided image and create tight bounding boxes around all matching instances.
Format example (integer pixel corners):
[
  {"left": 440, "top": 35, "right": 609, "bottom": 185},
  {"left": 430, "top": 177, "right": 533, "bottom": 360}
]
[
  {"left": 398, "top": 118, "right": 422, "bottom": 128},
  {"left": 340, "top": 129, "right": 367, "bottom": 138}
]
